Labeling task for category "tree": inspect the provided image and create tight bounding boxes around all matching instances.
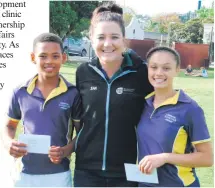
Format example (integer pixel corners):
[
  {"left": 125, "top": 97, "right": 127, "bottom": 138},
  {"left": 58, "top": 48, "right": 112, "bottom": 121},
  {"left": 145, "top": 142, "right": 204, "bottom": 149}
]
[
  {"left": 184, "top": 18, "right": 204, "bottom": 43},
  {"left": 145, "top": 13, "right": 181, "bottom": 33},
  {"left": 50, "top": 1, "right": 100, "bottom": 40},
  {"left": 50, "top": 1, "right": 77, "bottom": 39},
  {"left": 197, "top": 6, "right": 214, "bottom": 20},
  {"left": 169, "top": 18, "right": 204, "bottom": 44},
  {"left": 196, "top": 2, "right": 214, "bottom": 23},
  {"left": 168, "top": 22, "right": 186, "bottom": 45},
  {"left": 123, "top": 12, "right": 133, "bottom": 27},
  {"left": 144, "top": 20, "right": 159, "bottom": 32}
]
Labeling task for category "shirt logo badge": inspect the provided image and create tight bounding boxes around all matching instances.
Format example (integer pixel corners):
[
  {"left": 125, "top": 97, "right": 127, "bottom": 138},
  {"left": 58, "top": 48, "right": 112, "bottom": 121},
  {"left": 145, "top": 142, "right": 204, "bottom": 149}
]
[
  {"left": 164, "top": 113, "right": 177, "bottom": 123},
  {"left": 59, "top": 102, "right": 70, "bottom": 110}
]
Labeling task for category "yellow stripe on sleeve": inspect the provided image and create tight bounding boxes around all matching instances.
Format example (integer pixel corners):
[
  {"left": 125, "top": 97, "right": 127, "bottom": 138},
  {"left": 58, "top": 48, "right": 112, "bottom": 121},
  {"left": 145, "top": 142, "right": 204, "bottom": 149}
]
[
  {"left": 192, "top": 138, "right": 211, "bottom": 145},
  {"left": 8, "top": 117, "right": 20, "bottom": 123},
  {"left": 7, "top": 117, "right": 20, "bottom": 129},
  {"left": 172, "top": 126, "right": 195, "bottom": 186}
]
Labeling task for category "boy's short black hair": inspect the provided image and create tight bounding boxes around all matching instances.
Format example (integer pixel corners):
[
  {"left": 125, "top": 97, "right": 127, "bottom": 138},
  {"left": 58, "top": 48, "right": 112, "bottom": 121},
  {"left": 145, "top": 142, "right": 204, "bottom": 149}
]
[
  {"left": 33, "top": 33, "right": 63, "bottom": 53},
  {"left": 146, "top": 46, "right": 181, "bottom": 66}
]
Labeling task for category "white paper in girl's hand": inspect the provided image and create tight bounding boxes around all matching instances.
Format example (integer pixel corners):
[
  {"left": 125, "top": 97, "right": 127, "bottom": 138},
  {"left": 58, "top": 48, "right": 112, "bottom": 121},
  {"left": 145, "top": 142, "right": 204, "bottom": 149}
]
[{"left": 124, "top": 163, "right": 159, "bottom": 184}]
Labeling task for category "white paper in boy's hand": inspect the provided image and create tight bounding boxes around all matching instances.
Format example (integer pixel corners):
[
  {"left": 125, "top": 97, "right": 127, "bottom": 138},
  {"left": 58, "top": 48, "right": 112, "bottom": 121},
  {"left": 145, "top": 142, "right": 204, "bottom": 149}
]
[
  {"left": 124, "top": 163, "right": 159, "bottom": 184},
  {"left": 18, "top": 134, "right": 51, "bottom": 154}
]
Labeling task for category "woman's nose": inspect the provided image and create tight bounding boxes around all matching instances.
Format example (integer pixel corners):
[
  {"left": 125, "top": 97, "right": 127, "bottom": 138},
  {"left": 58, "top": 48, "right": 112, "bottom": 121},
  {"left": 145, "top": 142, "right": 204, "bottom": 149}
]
[{"left": 103, "top": 38, "right": 112, "bottom": 47}]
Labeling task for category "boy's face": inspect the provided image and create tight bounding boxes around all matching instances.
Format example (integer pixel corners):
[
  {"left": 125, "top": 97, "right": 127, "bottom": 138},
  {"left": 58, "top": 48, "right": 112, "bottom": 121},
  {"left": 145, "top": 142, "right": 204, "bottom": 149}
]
[{"left": 31, "top": 42, "right": 66, "bottom": 79}]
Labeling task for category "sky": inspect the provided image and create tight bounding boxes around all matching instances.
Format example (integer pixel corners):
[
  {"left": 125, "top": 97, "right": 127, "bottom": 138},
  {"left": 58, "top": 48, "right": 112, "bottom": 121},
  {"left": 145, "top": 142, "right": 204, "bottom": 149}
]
[{"left": 115, "top": 0, "right": 214, "bottom": 16}]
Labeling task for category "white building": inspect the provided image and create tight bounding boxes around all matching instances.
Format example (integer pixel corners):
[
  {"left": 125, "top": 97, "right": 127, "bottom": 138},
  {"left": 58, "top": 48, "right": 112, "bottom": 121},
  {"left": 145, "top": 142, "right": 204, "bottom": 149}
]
[
  {"left": 203, "top": 23, "right": 214, "bottom": 44},
  {"left": 125, "top": 16, "right": 168, "bottom": 46},
  {"left": 125, "top": 16, "right": 144, "bottom": 40}
]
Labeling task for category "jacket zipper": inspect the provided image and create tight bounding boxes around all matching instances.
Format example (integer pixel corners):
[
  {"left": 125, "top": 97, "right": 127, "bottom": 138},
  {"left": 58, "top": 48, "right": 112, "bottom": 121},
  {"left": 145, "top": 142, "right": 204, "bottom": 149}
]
[{"left": 89, "top": 65, "right": 137, "bottom": 170}]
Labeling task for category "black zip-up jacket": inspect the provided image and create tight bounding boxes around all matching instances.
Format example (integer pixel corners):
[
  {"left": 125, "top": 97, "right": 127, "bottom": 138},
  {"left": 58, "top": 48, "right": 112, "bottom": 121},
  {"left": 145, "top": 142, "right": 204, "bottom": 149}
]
[{"left": 75, "top": 50, "right": 153, "bottom": 175}]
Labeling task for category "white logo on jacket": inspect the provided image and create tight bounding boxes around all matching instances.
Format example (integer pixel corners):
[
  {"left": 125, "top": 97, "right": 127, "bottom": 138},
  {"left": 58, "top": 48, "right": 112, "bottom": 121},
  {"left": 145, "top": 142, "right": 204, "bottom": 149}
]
[
  {"left": 90, "top": 86, "right": 97, "bottom": 91},
  {"left": 116, "top": 87, "right": 135, "bottom": 94},
  {"left": 116, "top": 87, "right": 123, "bottom": 94}
]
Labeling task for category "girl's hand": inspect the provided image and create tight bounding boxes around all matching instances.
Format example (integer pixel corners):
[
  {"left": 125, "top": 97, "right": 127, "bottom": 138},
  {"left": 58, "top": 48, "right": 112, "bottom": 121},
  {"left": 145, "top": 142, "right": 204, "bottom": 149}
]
[{"left": 139, "top": 153, "right": 167, "bottom": 174}]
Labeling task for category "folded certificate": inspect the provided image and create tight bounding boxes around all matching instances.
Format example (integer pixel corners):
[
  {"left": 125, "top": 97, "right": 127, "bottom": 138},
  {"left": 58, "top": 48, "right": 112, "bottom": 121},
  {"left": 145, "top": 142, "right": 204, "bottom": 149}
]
[
  {"left": 124, "top": 163, "right": 159, "bottom": 184},
  {"left": 18, "top": 134, "right": 51, "bottom": 154}
]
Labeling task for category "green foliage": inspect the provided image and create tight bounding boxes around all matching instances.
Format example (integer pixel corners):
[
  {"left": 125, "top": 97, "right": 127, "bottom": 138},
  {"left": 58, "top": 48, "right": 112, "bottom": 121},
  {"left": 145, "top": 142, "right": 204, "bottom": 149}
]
[
  {"left": 170, "top": 18, "right": 205, "bottom": 44},
  {"left": 50, "top": 1, "right": 99, "bottom": 40},
  {"left": 144, "top": 20, "right": 159, "bottom": 32},
  {"left": 72, "top": 18, "right": 90, "bottom": 38},
  {"left": 196, "top": 6, "right": 214, "bottom": 22},
  {"left": 50, "top": 2, "right": 77, "bottom": 38},
  {"left": 145, "top": 13, "right": 181, "bottom": 33},
  {"left": 183, "top": 18, "right": 204, "bottom": 43},
  {"left": 123, "top": 13, "right": 133, "bottom": 27},
  {"left": 168, "top": 22, "right": 186, "bottom": 44},
  {"left": 179, "top": 11, "right": 197, "bottom": 23},
  {"left": 144, "top": 4, "right": 214, "bottom": 44}
]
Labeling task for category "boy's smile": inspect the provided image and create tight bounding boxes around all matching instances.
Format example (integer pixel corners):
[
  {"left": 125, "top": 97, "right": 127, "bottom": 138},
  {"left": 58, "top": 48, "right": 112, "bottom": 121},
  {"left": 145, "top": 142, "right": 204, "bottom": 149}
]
[{"left": 44, "top": 64, "right": 55, "bottom": 73}]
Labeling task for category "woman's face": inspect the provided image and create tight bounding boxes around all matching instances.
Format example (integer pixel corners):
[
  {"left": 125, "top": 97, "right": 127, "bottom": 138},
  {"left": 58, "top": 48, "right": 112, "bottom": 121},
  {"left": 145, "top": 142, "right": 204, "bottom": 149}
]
[
  {"left": 148, "top": 51, "right": 179, "bottom": 90},
  {"left": 91, "top": 21, "right": 125, "bottom": 65}
]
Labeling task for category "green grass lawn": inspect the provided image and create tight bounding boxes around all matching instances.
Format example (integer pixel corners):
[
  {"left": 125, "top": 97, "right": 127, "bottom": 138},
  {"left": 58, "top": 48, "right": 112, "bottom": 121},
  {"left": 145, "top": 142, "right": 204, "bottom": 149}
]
[{"left": 16, "top": 63, "right": 214, "bottom": 187}]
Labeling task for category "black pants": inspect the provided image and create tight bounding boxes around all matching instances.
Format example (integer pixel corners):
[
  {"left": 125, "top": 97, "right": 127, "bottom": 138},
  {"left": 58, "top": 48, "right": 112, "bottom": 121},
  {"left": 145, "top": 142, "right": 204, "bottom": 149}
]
[{"left": 74, "top": 169, "right": 137, "bottom": 187}]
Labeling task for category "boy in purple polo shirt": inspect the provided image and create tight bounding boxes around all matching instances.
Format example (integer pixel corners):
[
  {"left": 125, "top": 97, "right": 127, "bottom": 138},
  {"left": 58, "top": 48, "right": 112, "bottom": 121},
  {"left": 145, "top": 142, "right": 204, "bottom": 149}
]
[
  {"left": 137, "top": 46, "right": 213, "bottom": 187},
  {"left": 3, "top": 33, "right": 81, "bottom": 187}
]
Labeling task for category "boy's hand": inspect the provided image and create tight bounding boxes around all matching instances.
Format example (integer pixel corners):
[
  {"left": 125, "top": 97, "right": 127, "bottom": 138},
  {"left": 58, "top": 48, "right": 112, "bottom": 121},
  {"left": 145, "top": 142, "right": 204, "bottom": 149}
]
[
  {"left": 48, "top": 146, "right": 64, "bottom": 164},
  {"left": 9, "top": 140, "right": 27, "bottom": 158},
  {"left": 139, "top": 153, "right": 167, "bottom": 174}
]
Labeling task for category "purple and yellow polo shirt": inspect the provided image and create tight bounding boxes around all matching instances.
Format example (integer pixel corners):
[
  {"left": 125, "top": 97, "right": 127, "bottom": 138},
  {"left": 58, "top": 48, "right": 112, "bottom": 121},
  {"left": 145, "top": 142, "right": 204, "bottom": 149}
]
[
  {"left": 7, "top": 74, "right": 82, "bottom": 174},
  {"left": 137, "top": 90, "right": 210, "bottom": 187}
]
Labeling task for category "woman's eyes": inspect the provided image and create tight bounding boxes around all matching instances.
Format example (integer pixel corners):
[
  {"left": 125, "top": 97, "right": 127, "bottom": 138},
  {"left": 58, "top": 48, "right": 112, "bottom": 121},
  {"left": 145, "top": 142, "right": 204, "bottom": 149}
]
[
  {"left": 112, "top": 36, "right": 119, "bottom": 39},
  {"left": 97, "top": 36, "right": 119, "bottom": 40},
  {"left": 97, "top": 36, "right": 104, "bottom": 40},
  {"left": 150, "top": 66, "right": 170, "bottom": 70},
  {"left": 150, "top": 66, "right": 157, "bottom": 69}
]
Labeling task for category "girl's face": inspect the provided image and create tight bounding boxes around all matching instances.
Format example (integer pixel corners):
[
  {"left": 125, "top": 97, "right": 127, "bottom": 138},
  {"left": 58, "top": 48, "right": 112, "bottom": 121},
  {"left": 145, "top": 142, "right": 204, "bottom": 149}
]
[
  {"left": 148, "top": 51, "right": 179, "bottom": 90},
  {"left": 91, "top": 21, "right": 125, "bottom": 65}
]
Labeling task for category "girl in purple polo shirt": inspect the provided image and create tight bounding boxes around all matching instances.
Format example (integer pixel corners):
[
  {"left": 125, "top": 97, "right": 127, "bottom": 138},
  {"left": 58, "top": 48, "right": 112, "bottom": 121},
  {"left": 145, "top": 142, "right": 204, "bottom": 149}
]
[{"left": 137, "top": 46, "right": 213, "bottom": 187}]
